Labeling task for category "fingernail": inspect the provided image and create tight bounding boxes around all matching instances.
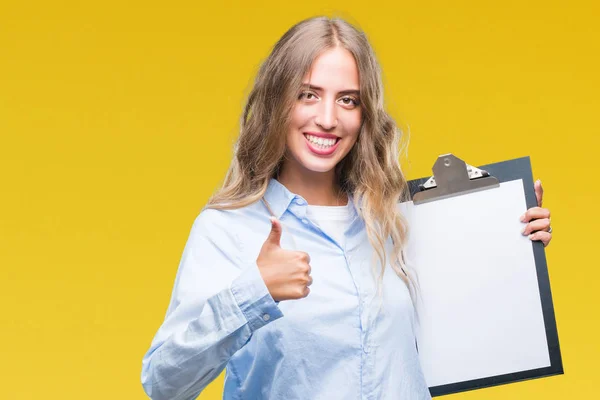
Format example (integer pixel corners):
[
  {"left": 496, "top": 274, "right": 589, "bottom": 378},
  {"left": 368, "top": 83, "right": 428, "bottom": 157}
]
[
  {"left": 537, "top": 179, "right": 542, "bottom": 185},
  {"left": 521, "top": 227, "right": 527, "bottom": 235},
  {"left": 520, "top": 214, "right": 526, "bottom": 222},
  {"left": 528, "top": 234, "right": 535, "bottom": 240}
]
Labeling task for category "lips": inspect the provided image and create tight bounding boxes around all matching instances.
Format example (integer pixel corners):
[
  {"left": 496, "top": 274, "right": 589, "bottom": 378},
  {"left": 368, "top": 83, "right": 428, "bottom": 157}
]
[
  {"left": 303, "top": 133, "right": 341, "bottom": 156},
  {"left": 303, "top": 131, "right": 340, "bottom": 140}
]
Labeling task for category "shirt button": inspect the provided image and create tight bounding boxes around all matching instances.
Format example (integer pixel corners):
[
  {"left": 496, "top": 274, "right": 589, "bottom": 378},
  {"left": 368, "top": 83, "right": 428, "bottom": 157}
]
[
  {"left": 295, "top": 198, "right": 306, "bottom": 205},
  {"left": 302, "top": 219, "right": 309, "bottom": 224},
  {"left": 262, "top": 314, "right": 271, "bottom": 321}
]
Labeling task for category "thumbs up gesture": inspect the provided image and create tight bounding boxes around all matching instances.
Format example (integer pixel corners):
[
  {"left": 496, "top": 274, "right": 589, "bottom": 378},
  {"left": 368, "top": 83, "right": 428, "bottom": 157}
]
[{"left": 256, "top": 217, "right": 313, "bottom": 301}]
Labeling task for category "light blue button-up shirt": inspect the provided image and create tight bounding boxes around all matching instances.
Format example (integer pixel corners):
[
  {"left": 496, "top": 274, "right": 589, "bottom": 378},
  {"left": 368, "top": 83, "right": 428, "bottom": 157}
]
[{"left": 141, "top": 178, "right": 432, "bottom": 400}]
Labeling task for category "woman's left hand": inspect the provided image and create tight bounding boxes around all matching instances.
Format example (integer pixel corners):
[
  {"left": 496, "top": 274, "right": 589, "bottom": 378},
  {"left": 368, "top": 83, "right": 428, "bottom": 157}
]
[{"left": 520, "top": 179, "right": 552, "bottom": 247}]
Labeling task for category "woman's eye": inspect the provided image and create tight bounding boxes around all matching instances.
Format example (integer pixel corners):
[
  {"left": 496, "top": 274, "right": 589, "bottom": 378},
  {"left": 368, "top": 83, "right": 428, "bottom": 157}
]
[
  {"left": 340, "top": 96, "right": 360, "bottom": 106},
  {"left": 299, "top": 92, "right": 317, "bottom": 100}
]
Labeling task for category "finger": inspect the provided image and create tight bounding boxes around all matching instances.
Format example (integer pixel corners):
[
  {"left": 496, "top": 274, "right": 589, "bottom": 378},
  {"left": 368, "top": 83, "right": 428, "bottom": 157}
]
[
  {"left": 266, "top": 217, "right": 282, "bottom": 247},
  {"left": 534, "top": 179, "right": 544, "bottom": 207},
  {"left": 297, "top": 251, "right": 311, "bottom": 264},
  {"left": 520, "top": 207, "right": 551, "bottom": 223},
  {"left": 521, "top": 218, "right": 551, "bottom": 236},
  {"left": 307, "top": 275, "right": 313, "bottom": 286},
  {"left": 528, "top": 231, "right": 552, "bottom": 247}
]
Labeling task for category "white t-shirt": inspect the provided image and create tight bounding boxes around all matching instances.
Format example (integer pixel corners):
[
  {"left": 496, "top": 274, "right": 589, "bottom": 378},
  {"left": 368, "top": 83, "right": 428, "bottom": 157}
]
[{"left": 306, "top": 201, "right": 352, "bottom": 248}]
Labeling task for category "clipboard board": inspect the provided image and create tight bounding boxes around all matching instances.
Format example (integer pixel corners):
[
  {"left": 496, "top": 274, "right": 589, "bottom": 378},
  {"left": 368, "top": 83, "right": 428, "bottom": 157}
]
[{"left": 401, "top": 154, "right": 563, "bottom": 397}]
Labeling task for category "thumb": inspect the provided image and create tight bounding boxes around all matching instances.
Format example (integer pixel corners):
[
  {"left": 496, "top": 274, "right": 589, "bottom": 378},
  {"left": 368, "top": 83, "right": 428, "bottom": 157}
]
[{"left": 265, "top": 217, "right": 282, "bottom": 247}]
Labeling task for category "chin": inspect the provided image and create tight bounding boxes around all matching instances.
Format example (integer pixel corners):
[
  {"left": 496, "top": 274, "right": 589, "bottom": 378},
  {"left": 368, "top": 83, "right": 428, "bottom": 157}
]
[
  {"left": 304, "top": 162, "right": 337, "bottom": 173},
  {"left": 295, "top": 154, "right": 339, "bottom": 173}
]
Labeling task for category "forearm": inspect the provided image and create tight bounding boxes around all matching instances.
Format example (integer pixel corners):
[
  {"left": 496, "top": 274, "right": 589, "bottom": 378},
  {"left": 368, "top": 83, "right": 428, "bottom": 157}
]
[{"left": 141, "top": 262, "right": 282, "bottom": 400}]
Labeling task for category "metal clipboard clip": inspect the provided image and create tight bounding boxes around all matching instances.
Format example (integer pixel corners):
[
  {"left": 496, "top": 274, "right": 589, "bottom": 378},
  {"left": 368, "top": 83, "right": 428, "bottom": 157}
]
[{"left": 412, "top": 153, "right": 500, "bottom": 205}]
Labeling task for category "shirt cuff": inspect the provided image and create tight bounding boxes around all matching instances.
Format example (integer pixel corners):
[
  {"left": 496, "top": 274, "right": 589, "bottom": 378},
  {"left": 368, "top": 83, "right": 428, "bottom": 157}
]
[{"left": 230, "top": 261, "right": 283, "bottom": 332}]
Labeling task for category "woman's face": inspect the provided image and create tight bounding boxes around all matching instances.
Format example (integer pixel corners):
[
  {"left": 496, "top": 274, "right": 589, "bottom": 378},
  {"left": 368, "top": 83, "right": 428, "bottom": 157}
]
[{"left": 284, "top": 47, "right": 362, "bottom": 175}]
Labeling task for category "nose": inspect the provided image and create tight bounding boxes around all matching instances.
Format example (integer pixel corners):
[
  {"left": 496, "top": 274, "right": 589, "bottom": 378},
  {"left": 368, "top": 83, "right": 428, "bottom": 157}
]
[{"left": 314, "top": 99, "right": 338, "bottom": 130}]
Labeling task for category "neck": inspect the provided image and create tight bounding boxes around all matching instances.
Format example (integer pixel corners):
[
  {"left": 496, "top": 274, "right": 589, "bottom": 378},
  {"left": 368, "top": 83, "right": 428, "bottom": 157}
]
[{"left": 277, "top": 163, "right": 347, "bottom": 207}]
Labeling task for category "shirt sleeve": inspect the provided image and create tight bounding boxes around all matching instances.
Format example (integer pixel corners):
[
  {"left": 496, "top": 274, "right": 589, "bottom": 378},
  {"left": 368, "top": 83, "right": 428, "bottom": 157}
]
[{"left": 141, "top": 211, "right": 283, "bottom": 400}]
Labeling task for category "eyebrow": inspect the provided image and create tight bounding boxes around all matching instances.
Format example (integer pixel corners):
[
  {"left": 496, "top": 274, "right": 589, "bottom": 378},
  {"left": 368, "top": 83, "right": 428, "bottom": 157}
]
[{"left": 301, "top": 83, "right": 360, "bottom": 96}]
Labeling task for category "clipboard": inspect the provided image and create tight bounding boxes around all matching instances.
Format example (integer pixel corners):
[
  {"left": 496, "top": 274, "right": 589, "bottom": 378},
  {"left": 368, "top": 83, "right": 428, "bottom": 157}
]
[{"left": 402, "top": 154, "right": 563, "bottom": 397}]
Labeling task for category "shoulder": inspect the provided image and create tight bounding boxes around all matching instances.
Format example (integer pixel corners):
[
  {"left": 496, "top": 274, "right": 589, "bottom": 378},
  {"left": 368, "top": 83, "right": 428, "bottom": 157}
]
[
  {"left": 190, "top": 200, "right": 268, "bottom": 245},
  {"left": 194, "top": 200, "right": 265, "bottom": 227}
]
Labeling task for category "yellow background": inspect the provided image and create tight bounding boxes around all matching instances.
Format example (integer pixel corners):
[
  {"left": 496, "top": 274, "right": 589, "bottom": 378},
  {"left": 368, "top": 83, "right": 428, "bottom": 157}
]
[{"left": 1, "top": 0, "right": 597, "bottom": 398}]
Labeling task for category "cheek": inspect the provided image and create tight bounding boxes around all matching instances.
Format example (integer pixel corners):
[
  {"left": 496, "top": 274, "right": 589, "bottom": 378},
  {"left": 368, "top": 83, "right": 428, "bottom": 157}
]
[
  {"left": 346, "top": 112, "right": 362, "bottom": 138},
  {"left": 287, "top": 107, "right": 309, "bottom": 149},
  {"left": 291, "top": 105, "right": 312, "bottom": 128}
]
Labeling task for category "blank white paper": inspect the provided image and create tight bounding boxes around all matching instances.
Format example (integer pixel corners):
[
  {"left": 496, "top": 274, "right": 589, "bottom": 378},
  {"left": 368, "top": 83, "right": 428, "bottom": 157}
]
[{"left": 399, "top": 179, "right": 550, "bottom": 387}]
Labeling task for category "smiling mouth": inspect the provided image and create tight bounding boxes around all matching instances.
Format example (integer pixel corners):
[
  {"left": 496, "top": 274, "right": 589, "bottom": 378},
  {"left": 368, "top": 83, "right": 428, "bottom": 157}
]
[{"left": 303, "top": 133, "right": 341, "bottom": 149}]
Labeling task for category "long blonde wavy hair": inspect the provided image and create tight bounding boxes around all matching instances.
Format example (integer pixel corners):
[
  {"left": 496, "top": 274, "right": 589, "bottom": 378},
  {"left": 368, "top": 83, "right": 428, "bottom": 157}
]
[{"left": 204, "top": 16, "right": 419, "bottom": 309}]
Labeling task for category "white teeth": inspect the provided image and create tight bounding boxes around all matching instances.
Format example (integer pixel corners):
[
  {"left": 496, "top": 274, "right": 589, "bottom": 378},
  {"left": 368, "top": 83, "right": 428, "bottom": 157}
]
[{"left": 305, "top": 134, "right": 337, "bottom": 148}]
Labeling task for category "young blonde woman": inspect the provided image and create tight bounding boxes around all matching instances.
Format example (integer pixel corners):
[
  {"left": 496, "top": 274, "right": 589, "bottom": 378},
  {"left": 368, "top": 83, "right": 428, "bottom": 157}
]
[{"left": 141, "top": 16, "right": 553, "bottom": 400}]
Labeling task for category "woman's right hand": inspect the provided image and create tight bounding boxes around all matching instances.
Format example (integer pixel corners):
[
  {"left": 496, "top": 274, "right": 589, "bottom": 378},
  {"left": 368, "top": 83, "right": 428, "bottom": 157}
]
[{"left": 256, "top": 217, "right": 313, "bottom": 301}]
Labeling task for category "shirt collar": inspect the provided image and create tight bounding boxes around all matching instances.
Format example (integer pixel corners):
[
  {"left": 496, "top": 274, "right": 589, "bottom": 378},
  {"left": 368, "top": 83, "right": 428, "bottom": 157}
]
[
  {"left": 262, "top": 178, "right": 361, "bottom": 220},
  {"left": 262, "top": 178, "right": 298, "bottom": 220}
]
